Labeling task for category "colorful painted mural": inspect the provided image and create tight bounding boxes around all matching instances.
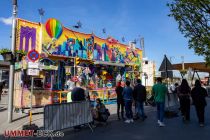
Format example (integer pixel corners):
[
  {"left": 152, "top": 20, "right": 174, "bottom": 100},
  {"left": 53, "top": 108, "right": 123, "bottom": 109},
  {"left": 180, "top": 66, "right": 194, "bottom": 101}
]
[
  {"left": 14, "top": 18, "right": 143, "bottom": 108},
  {"left": 16, "top": 18, "right": 142, "bottom": 65}
]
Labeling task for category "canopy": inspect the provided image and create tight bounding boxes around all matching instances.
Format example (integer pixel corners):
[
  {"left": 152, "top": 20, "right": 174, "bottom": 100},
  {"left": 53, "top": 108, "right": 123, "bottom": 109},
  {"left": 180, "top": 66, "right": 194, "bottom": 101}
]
[
  {"left": 172, "top": 62, "right": 210, "bottom": 73},
  {"left": 94, "top": 61, "right": 125, "bottom": 67}
]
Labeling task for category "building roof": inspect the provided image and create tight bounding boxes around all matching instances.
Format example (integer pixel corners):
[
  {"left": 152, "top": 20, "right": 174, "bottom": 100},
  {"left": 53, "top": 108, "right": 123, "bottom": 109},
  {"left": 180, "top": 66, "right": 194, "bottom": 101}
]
[{"left": 0, "top": 61, "right": 10, "bottom": 69}]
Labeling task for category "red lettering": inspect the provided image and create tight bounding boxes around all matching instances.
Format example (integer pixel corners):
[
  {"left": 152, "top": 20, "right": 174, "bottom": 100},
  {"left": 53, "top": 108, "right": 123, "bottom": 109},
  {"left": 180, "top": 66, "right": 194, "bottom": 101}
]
[
  {"left": 25, "top": 130, "right": 29, "bottom": 136},
  {"left": 4, "top": 130, "right": 35, "bottom": 137},
  {"left": 29, "top": 130, "right": 34, "bottom": 136},
  {"left": 17, "top": 130, "right": 24, "bottom": 137},
  {"left": 10, "top": 130, "right": 17, "bottom": 137},
  {"left": 4, "top": 130, "right": 10, "bottom": 137}
]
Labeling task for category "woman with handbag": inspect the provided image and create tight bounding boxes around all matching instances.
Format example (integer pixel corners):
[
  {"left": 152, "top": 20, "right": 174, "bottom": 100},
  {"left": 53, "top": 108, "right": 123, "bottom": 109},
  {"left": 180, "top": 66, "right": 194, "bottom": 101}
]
[
  {"left": 191, "top": 80, "right": 208, "bottom": 127},
  {"left": 177, "top": 79, "right": 191, "bottom": 122}
]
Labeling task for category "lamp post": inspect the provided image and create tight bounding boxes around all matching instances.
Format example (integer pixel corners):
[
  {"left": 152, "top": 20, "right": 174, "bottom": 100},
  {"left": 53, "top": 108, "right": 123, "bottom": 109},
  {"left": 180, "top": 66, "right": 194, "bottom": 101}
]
[
  {"left": 144, "top": 73, "right": 148, "bottom": 87},
  {"left": 8, "top": 0, "right": 17, "bottom": 123}
]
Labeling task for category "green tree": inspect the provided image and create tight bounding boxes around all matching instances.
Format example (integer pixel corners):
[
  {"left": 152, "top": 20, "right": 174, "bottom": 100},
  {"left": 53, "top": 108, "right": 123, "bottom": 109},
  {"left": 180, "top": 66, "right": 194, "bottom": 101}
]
[{"left": 167, "top": 0, "right": 210, "bottom": 65}]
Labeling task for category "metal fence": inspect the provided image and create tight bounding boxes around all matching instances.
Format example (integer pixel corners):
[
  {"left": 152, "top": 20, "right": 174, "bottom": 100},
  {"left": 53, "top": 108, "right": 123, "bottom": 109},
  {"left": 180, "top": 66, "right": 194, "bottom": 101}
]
[
  {"left": 44, "top": 101, "right": 93, "bottom": 131},
  {"left": 165, "top": 93, "right": 180, "bottom": 112}
]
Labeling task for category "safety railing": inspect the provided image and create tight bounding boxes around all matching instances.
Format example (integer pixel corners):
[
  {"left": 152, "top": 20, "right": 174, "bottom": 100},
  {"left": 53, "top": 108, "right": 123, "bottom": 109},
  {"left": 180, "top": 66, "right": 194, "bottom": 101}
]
[{"left": 44, "top": 101, "right": 93, "bottom": 131}]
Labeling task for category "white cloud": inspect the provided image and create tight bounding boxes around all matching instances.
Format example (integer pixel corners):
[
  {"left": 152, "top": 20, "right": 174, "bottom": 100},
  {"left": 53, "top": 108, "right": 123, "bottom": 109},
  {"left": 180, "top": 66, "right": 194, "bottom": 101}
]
[{"left": 0, "top": 17, "right": 12, "bottom": 25}]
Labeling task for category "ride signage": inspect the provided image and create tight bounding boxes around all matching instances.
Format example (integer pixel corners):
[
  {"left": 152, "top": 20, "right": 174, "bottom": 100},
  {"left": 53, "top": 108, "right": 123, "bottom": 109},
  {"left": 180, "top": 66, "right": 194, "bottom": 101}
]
[{"left": 27, "top": 69, "right": 40, "bottom": 76}]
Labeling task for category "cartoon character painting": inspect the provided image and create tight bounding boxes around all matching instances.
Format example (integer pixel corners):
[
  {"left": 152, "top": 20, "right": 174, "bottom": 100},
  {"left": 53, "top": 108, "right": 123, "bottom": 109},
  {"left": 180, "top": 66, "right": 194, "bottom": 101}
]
[{"left": 86, "top": 36, "right": 94, "bottom": 59}]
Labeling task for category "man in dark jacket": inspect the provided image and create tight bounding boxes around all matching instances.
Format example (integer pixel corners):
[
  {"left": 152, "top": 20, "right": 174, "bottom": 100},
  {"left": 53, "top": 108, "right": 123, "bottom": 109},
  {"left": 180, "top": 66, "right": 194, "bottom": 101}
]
[
  {"left": 133, "top": 79, "right": 147, "bottom": 120},
  {"left": 71, "top": 82, "right": 86, "bottom": 102},
  {"left": 115, "top": 81, "right": 124, "bottom": 120},
  {"left": 71, "top": 82, "right": 86, "bottom": 130}
]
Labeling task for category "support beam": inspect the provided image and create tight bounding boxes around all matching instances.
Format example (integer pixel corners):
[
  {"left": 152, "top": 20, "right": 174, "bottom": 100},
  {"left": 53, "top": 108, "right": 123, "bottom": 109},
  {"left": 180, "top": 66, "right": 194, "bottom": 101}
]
[
  {"left": 195, "top": 71, "right": 200, "bottom": 81},
  {"left": 191, "top": 70, "right": 195, "bottom": 86}
]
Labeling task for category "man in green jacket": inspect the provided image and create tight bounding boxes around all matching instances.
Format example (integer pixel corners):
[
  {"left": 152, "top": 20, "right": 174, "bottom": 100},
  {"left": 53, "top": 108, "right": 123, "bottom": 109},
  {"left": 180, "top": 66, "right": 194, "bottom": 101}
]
[{"left": 152, "top": 77, "right": 167, "bottom": 127}]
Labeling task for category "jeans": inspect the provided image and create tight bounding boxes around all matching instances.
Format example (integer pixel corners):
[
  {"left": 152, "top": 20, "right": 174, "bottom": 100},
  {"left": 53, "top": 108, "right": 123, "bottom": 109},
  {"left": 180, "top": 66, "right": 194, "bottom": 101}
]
[
  {"left": 125, "top": 100, "right": 133, "bottom": 119},
  {"left": 195, "top": 105, "right": 205, "bottom": 123},
  {"left": 156, "top": 102, "right": 165, "bottom": 122},
  {"left": 180, "top": 98, "right": 190, "bottom": 120},
  {"left": 136, "top": 101, "right": 145, "bottom": 118},
  {"left": 117, "top": 102, "right": 125, "bottom": 119}
]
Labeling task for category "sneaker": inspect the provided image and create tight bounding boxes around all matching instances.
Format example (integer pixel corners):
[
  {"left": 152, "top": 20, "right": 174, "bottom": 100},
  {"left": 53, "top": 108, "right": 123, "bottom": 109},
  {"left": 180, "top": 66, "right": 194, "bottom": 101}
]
[
  {"left": 159, "top": 122, "right": 166, "bottom": 127},
  {"left": 91, "top": 124, "right": 97, "bottom": 128},
  {"left": 130, "top": 119, "right": 134, "bottom": 123},
  {"left": 199, "top": 123, "right": 204, "bottom": 127},
  {"left": 182, "top": 116, "right": 186, "bottom": 122},
  {"left": 125, "top": 119, "right": 131, "bottom": 123},
  {"left": 157, "top": 120, "right": 161, "bottom": 124}
]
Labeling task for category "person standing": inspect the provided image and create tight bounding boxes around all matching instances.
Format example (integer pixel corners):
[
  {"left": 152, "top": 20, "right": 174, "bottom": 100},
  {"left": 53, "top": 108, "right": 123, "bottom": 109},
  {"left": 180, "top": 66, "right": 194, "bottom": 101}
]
[
  {"left": 177, "top": 79, "right": 191, "bottom": 122},
  {"left": 71, "top": 82, "right": 86, "bottom": 102},
  {"left": 71, "top": 82, "right": 86, "bottom": 130},
  {"left": 152, "top": 77, "right": 167, "bottom": 127},
  {"left": 133, "top": 79, "right": 147, "bottom": 121},
  {"left": 0, "top": 81, "right": 5, "bottom": 101},
  {"left": 191, "top": 80, "right": 208, "bottom": 127},
  {"left": 123, "top": 81, "right": 134, "bottom": 123},
  {"left": 115, "top": 81, "right": 125, "bottom": 120}
]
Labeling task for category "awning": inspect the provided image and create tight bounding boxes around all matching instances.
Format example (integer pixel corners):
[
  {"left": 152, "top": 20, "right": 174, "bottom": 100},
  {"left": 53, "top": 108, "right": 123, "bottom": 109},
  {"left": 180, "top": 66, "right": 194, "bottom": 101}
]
[
  {"left": 94, "top": 61, "right": 125, "bottom": 67},
  {"left": 172, "top": 62, "right": 210, "bottom": 73},
  {"left": 47, "top": 54, "right": 74, "bottom": 61},
  {"left": 78, "top": 58, "right": 94, "bottom": 64}
]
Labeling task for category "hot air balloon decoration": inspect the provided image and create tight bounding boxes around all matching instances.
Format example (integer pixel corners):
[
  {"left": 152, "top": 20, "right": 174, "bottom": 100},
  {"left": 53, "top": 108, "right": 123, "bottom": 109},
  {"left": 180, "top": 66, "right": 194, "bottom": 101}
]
[{"left": 45, "top": 18, "right": 63, "bottom": 50}]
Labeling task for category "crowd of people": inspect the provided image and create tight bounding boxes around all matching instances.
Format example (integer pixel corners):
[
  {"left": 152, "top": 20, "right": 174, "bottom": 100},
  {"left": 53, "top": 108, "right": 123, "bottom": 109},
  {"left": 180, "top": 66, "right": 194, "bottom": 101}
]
[
  {"left": 115, "top": 78, "right": 208, "bottom": 127},
  {"left": 68, "top": 77, "right": 208, "bottom": 128},
  {"left": 177, "top": 79, "right": 208, "bottom": 127},
  {"left": 115, "top": 79, "right": 147, "bottom": 123}
]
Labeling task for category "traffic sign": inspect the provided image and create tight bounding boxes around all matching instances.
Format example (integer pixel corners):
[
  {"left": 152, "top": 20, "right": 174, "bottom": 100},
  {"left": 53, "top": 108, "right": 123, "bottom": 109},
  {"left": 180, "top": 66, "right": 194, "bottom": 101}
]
[{"left": 27, "top": 50, "right": 40, "bottom": 62}]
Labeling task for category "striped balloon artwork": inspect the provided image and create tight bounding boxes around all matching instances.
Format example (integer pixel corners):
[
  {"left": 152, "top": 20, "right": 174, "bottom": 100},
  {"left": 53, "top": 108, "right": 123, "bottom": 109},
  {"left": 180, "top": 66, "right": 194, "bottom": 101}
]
[{"left": 45, "top": 18, "right": 63, "bottom": 39}]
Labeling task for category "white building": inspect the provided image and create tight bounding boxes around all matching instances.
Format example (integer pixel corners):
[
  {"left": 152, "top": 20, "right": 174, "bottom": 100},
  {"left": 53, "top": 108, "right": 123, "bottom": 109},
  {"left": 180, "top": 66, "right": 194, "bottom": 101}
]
[{"left": 142, "top": 59, "right": 156, "bottom": 87}]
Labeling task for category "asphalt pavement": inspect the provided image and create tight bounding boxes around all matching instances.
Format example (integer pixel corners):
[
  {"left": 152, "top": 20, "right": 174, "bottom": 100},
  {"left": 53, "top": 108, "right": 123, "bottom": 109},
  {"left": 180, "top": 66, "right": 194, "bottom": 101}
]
[
  {"left": 1, "top": 96, "right": 210, "bottom": 140},
  {"left": 57, "top": 101, "right": 210, "bottom": 140}
]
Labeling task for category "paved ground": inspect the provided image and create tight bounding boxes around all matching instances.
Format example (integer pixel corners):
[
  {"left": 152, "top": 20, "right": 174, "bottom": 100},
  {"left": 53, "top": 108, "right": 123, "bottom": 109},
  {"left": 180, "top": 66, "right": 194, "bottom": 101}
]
[
  {"left": 0, "top": 94, "right": 210, "bottom": 140},
  {"left": 0, "top": 94, "right": 43, "bottom": 134},
  {"left": 55, "top": 102, "right": 210, "bottom": 140}
]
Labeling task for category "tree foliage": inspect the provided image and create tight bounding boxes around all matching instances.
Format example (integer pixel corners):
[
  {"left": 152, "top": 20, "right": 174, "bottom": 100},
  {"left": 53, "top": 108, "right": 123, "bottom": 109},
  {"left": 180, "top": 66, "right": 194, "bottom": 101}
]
[{"left": 167, "top": 0, "right": 210, "bottom": 65}]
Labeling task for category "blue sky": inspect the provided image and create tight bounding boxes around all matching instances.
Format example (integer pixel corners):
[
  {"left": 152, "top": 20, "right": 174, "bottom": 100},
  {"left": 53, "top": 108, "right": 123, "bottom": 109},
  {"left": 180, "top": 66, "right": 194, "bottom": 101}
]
[{"left": 0, "top": 0, "right": 205, "bottom": 68}]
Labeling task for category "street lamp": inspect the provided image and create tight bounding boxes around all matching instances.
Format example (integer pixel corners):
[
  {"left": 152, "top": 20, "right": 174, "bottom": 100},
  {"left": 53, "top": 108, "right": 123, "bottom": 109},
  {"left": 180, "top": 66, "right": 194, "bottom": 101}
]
[
  {"left": 8, "top": 0, "right": 18, "bottom": 123},
  {"left": 144, "top": 72, "right": 148, "bottom": 87}
]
